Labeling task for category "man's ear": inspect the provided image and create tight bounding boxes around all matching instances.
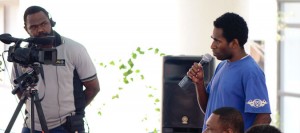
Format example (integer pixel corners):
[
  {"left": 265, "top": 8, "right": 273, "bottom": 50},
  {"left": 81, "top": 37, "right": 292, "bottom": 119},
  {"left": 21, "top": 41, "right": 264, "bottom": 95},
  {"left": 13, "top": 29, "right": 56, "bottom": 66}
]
[
  {"left": 24, "top": 25, "right": 29, "bottom": 34},
  {"left": 223, "top": 128, "right": 234, "bottom": 133},
  {"left": 229, "top": 39, "right": 239, "bottom": 49}
]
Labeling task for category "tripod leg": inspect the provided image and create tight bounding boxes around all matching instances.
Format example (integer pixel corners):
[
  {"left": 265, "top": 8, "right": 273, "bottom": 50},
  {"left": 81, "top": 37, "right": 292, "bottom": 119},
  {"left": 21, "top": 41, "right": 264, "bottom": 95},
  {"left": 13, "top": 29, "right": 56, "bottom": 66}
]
[
  {"left": 32, "top": 90, "right": 49, "bottom": 133},
  {"left": 31, "top": 95, "right": 34, "bottom": 133},
  {"left": 5, "top": 93, "right": 27, "bottom": 133}
]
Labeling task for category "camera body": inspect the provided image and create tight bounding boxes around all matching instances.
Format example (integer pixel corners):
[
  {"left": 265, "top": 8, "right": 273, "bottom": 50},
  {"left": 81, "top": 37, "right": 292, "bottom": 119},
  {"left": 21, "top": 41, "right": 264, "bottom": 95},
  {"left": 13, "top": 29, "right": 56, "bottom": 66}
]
[
  {"left": 0, "top": 33, "right": 57, "bottom": 66},
  {"left": 7, "top": 42, "right": 57, "bottom": 66},
  {"left": 0, "top": 34, "right": 57, "bottom": 93}
]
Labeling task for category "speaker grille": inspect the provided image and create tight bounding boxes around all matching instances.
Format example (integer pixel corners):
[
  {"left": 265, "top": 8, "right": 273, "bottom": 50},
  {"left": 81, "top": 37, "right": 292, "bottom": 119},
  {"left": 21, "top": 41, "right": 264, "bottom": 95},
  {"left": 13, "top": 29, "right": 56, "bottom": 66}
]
[{"left": 162, "top": 55, "right": 214, "bottom": 133}]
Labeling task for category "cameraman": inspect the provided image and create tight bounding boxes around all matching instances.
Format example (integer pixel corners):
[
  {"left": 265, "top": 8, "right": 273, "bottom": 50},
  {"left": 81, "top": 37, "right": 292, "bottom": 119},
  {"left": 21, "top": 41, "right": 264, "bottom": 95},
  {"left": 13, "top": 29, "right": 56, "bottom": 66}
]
[{"left": 11, "top": 6, "right": 100, "bottom": 133}]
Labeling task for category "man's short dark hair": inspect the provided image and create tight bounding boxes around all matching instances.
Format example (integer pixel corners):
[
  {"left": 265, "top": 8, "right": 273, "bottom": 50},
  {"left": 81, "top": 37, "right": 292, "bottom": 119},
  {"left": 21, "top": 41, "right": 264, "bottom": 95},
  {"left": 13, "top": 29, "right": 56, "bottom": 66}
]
[
  {"left": 213, "top": 12, "right": 248, "bottom": 48},
  {"left": 23, "top": 6, "right": 50, "bottom": 24},
  {"left": 246, "top": 124, "right": 282, "bottom": 133},
  {"left": 213, "top": 107, "right": 244, "bottom": 133}
]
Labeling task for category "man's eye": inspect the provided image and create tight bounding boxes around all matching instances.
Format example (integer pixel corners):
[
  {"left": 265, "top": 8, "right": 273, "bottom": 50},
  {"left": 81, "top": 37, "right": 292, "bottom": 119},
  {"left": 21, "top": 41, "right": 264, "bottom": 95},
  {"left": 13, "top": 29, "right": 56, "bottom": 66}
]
[
  {"left": 42, "top": 22, "right": 48, "bottom": 26},
  {"left": 30, "top": 26, "right": 38, "bottom": 30}
]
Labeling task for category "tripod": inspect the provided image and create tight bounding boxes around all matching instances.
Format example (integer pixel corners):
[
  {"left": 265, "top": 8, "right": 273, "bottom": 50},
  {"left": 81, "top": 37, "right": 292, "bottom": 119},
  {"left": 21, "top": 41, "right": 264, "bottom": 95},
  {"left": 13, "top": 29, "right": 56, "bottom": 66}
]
[{"left": 5, "top": 64, "right": 49, "bottom": 133}]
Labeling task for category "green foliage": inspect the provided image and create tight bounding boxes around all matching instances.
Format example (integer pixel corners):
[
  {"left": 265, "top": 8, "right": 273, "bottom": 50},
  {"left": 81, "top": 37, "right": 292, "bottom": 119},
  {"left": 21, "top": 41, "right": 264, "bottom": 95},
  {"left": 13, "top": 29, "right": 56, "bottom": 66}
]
[
  {"left": 112, "top": 94, "right": 119, "bottom": 99},
  {"left": 0, "top": 56, "right": 4, "bottom": 73},
  {"left": 97, "top": 103, "right": 106, "bottom": 116},
  {"left": 152, "top": 128, "right": 158, "bottom": 133},
  {"left": 97, "top": 111, "right": 102, "bottom": 116},
  {"left": 98, "top": 46, "right": 165, "bottom": 101},
  {"left": 98, "top": 47, "right": 165, "bottom": 131},
  {"left": 99, "top": 47, "right": 165, "bottom": 99}
]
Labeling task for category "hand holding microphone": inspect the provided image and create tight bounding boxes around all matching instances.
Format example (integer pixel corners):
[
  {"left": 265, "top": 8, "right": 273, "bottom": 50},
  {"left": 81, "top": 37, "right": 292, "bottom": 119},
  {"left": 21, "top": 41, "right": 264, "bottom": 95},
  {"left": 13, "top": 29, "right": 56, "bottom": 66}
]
[{"left": 178, "top": 53, "right": 213, "bottom": 89}]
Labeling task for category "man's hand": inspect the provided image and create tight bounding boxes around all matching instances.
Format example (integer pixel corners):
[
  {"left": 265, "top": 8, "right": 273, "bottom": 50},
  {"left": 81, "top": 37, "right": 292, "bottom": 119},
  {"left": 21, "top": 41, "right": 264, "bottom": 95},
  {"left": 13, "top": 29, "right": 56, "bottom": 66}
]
[
  {"left": 83, "top": 77, "right": 100, "bottom": 106},
  {"left": 187, "top": 63, "right": 205, "bottom": 84}
]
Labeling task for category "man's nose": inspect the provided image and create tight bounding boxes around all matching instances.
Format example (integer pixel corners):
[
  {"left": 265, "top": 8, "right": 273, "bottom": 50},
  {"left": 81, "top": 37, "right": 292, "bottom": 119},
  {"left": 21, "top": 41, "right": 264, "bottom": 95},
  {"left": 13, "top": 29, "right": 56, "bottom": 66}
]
[
  {"left": 37, "top": 26, "right": 45, "bottom": 33},
  {"left": 211, "top": 42, "right": 216, "bottom": 49}
]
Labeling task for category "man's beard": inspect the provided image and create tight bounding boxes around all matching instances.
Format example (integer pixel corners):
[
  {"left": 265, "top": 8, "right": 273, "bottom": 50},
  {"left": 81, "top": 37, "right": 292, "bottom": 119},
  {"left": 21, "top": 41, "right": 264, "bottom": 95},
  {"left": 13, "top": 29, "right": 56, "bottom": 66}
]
[
  {"left": 36, "top": 29, "right": 54, "bottom": 37},
  {"left": 218, "top": 51, "right": 233, "bottom": 61}
]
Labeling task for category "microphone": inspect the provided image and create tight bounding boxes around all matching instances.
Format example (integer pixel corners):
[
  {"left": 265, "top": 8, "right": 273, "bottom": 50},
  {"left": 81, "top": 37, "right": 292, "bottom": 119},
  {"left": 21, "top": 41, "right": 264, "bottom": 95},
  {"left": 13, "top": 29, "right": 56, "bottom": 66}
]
[
  {"left": 0, "top": 33, "right": 22, "bottom": 44},
  {"left": 0, "top": 33, "right": 54, "bottom": 45},
  {"left": 178, "top": 53, "right": 213, "bottom": 89}
]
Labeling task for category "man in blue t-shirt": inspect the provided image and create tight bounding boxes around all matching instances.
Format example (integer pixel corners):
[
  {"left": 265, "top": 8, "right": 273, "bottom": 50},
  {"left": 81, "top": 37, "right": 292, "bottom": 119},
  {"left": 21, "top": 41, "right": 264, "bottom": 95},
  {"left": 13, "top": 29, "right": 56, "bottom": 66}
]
[{"left": 187, "top": 12, "right": 271, "bottom": 132}]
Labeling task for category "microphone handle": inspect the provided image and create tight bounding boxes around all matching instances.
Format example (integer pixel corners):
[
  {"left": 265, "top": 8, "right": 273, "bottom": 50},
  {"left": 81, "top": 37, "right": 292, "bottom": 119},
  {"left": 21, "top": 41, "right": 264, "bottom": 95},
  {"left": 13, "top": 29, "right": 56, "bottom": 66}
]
[
  {"left": 178, "top": 75, "right": 193, "bottom": 89},
  {"left": 178, "top": 61, "right": 208, "bottom": 89}
]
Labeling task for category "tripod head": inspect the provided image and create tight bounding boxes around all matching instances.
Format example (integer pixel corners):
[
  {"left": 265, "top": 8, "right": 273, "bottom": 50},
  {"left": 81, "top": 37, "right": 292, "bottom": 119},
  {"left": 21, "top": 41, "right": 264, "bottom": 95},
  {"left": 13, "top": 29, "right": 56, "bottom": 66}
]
[
  {"left": 6, "top": 62, "right": 49, "bottom": 133},
  {"left": 12, "top": 63, "right": 40, "bottom": 95}
]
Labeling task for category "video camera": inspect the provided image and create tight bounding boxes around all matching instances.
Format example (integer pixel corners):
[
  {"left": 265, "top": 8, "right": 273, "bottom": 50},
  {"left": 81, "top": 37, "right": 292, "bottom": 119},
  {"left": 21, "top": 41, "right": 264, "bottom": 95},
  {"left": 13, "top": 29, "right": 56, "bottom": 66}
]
[{"left": 0, "top": 33, "right": 57, "bottom": 66}]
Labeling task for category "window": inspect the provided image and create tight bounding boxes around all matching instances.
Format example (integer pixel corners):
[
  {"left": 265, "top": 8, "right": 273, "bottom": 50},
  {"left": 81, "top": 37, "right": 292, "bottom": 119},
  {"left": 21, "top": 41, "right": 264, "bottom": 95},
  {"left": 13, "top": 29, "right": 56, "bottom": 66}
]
[{"left": 278, "top": 1, "right": 300, "bottom": 133}]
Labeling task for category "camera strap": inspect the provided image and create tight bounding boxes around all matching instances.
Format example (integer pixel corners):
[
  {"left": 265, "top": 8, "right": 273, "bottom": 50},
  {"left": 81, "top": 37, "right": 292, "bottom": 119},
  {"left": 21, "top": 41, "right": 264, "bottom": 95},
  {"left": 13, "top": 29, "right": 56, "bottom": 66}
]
[
  {"left": 13, "top": 63, "right": 23, "bottom": 91},
  {"left": 39, "top": 65, "right": 46, "bottom": 86},
  {"left": 31, "top": 65, "right": 46, "bottom": 102}
]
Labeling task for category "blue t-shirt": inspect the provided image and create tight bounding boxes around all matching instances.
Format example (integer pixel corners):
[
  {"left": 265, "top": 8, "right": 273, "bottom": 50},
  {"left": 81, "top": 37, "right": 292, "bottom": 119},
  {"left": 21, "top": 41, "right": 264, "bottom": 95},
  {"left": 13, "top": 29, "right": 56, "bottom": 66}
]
[{"left": 202, "top": 55, "right": 271, "bottom": 131}]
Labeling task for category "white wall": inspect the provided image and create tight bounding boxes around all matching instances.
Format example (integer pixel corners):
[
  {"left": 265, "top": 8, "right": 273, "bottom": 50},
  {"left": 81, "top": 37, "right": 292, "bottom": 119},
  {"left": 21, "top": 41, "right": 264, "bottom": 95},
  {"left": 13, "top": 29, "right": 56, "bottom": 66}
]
[
  {"left": 0, "top": 5, "right": 4, "bottom": 52},
  {"left": 16, "top": 0, "right": 251, "bottom": 57},
  {"left": 178, "top": 0, "right": 250, "bottom": 56},
  {"left": 0, "top": 1, "right": 25, "bottom": 132}
]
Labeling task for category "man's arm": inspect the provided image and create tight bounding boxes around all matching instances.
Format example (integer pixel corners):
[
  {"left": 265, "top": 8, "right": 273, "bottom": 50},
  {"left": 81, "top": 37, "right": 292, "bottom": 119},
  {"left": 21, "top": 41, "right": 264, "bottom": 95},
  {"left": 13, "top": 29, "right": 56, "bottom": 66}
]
[
  {"left": 16, "top": 90, "right": 23, "bottom": 99},
  {"left": 187, "top": 63, "right": 208, "bottom": 113},
  {"left": 253, "top": 113, "right": 271, "bottom": 125},
  {"left": 83, "top": 77, "right": 100, "bottom": 106},
  {"left": 194, "top": 80, "right": 208, "bottom": 113}
]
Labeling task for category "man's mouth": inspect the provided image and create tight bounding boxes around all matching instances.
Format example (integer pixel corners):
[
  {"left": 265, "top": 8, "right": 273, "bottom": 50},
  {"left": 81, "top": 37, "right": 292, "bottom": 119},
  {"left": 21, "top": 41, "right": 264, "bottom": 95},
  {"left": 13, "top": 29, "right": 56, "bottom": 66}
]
[{"left": 37, "top": 32, "right": 51, "bottom": 37}]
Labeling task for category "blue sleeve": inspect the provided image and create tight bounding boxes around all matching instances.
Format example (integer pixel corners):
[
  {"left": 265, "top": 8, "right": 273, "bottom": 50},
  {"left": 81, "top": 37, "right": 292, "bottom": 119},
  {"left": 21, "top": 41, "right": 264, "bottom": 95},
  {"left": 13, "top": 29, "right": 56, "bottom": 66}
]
[{"left": 244, "top": 71, "right": 271, "bottom": 113}]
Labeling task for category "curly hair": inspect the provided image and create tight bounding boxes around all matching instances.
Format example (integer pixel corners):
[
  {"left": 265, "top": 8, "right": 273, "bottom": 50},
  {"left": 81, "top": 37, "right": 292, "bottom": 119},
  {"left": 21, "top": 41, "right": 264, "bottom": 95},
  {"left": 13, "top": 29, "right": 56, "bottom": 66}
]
[
  {"left": 213, "top": 12, "right": 248, "bottom": 48},
  {"left": 23, "top": 6, "right": 50, "bottom": 25},
  {"left": 246, "top": 124, "right": 282, "bottom": 133},
  {"left": 213, "top": 107, "right": 244, "bottom": 133}
]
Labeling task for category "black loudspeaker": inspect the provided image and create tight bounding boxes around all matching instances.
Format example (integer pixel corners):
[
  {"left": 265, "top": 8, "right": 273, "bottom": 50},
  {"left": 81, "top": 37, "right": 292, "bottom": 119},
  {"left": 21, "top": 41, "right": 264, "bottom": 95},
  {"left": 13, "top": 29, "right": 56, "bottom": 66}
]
[{"left": 162, "top": 55, "right": 214, "bottom": 133}]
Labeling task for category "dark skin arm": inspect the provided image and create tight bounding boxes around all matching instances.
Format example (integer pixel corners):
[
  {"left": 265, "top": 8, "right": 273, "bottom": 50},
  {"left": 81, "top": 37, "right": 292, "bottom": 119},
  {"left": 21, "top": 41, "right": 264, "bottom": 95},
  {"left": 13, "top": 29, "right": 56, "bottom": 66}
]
[
  {"left": 253, "top": 113, "right": 272, "bottom": 125},
  {"left": 187, "top": 63, "right": 208, "bottom": 113},
  {"left": 83, "top": 77, "right": 100, "bottom": 107},
  {"left": 16, "top": 90, "right": 23, "bottom": 100}
]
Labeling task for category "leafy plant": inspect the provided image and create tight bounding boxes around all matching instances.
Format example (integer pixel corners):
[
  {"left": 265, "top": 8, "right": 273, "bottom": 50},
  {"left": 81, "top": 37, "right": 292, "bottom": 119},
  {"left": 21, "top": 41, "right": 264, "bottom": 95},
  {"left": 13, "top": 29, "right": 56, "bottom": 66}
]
[
  {"left": 98, "top": 47, "right": 165, "bottom": 132},
  {"left": 277, "top": 12, "right": 286, "bottom": 42},
  {"left": 99, "top": 47, "right": 165, "bottom": 89},
  {"left": 0, "top": 55, "right": 4, "bottom": 72},
  {"left": 0, "top": 62, "right": 2, "bottom": 72},
  {"left": 0, "top": 55, "right": 5, "bottom": 82}
]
